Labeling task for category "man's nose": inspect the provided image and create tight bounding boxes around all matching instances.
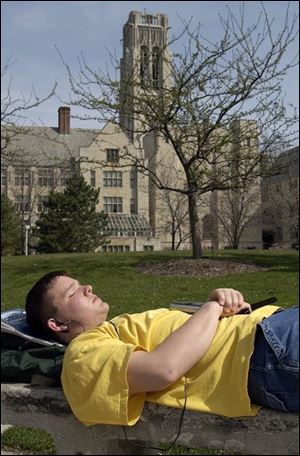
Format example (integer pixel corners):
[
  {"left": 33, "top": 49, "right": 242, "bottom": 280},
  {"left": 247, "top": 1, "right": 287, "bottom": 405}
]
[{"left": 84, "top": 284, "right": 92, "bottom": 295}]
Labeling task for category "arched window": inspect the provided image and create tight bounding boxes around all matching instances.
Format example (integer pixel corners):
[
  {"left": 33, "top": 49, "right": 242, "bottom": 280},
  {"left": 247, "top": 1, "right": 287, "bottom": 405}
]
[{"left": 140, "top": 46, "right": 149, "bottom": 87}]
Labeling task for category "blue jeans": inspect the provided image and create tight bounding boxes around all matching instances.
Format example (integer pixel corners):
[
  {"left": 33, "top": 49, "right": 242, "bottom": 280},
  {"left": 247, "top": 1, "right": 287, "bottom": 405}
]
[{"left": 248, "top": 306, "right": 299, "bottom": 412}]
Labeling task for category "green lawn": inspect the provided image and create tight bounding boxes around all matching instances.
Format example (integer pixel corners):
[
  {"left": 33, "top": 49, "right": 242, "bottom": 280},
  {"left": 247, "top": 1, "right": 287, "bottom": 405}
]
[
  {"left": 1, "top": 249, "right": 299, "bottom": 314},
  {"left": 1, "top": 249, "right": 299, "bottom": 455}
]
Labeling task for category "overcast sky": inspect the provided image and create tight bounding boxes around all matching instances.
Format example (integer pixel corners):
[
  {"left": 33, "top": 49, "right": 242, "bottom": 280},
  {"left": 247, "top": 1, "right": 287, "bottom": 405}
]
[{"left": 2, "top": 1, "right": 299, "bottom": 129}]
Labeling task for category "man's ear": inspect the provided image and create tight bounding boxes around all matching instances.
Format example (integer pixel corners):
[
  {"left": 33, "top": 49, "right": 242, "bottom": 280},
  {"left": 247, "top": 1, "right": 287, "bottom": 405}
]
[{"left": 47, "top": 318, "right": 67, "bottom": 333}]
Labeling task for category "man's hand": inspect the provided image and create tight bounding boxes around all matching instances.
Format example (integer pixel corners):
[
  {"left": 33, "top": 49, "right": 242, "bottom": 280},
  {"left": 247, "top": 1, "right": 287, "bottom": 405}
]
[{"left": 207, "top": 288, "right": 251, "bottom": 317}]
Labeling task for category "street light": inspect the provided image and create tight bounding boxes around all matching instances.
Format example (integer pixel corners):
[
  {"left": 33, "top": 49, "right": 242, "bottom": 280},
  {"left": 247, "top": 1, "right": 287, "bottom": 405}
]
[{"left": 24, "top": 224, "right": 30, "bottom": 256}]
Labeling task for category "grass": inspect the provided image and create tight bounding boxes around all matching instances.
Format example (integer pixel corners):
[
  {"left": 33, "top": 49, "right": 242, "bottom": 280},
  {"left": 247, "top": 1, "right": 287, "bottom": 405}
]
[
  {"left": 1, "top": 426, "right": 56, "bottom": 454},
  {"left": 1, "top": 249, "right": 299, "bottom": 314},
  {"left": 1, "top": 248, "right": 299, "bottom": 455}
]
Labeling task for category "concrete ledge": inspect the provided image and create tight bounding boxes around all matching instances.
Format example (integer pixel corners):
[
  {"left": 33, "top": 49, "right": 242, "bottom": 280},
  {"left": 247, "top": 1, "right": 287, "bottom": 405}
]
[{"left": 1, "top": 383, "right": 299, "bottom": 455}]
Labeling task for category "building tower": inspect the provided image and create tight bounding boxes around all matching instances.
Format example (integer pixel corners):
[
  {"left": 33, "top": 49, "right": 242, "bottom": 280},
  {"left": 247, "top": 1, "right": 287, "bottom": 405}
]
[
  {"left": 119, "top": 11, "right": 172, "bottom": 236},
  {"left": 119, "top": 11, "right": 170, "bottom": 140}
]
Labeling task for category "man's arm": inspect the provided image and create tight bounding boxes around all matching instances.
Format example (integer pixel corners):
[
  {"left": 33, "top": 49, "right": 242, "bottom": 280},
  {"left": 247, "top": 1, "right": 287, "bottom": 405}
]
[{"left": 127, "top": 288, "right": 250, "bottom": 395}]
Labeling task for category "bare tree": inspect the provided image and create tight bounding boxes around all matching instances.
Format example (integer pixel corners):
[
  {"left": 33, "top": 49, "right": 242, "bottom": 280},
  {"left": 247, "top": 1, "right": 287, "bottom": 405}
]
[
  {"left": 59, "top": 3, "right": 298, "bottom": 257},
  {"left": 1, "top": 56, "right": 57, "bottom": 159},
  {"left": 211, "top": 186, "right": 262, "bottom": 249},
  {"left": 157, "top": 189, "right": 190, "bottom": 250}
]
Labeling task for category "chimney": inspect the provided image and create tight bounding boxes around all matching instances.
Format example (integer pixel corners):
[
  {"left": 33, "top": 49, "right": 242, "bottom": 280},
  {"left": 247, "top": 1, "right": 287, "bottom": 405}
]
[{"left": 58, "top": 107, "right": 70, "bottom": 134}]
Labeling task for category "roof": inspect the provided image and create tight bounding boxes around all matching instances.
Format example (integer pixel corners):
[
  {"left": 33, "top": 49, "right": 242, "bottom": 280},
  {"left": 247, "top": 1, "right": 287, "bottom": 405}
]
[
  {"left": 1, "top": 126, "right": 101, "bottom": 167},
  {"left": 103, "top": 214, "right": 152, "bottom": 236}
]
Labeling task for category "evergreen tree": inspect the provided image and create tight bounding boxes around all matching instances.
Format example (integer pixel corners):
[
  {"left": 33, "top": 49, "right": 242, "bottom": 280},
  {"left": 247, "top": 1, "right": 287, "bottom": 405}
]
[
  {"left": 35, "top": 173, "right": 107, "bottom": 253},
  {"left": 1, "top": 194, "right": 22, "bottom": 256}
]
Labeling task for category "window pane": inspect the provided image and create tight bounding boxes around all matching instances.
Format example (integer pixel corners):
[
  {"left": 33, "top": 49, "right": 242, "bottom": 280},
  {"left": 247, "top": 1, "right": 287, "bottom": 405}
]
[
  {"left": 106, "top": 149, "right": 119, "bottom": 163},
  {"left": 90, "top": 170, "right": 96, "bottom": 187},
  {"left": 103, "top": 171, "right": 122, "bottom": 187},
  {"left": 60, "top": 168, "right": 72, "bottom": 186},
  {"left": 14, "top": 167, "right": 31, "bottom": 186},
  {"left": 38, "top": 168, "right": 54, "bottom": 187},
  {"left": 103, "top": 197, "right": 123, "bottom": 214}
]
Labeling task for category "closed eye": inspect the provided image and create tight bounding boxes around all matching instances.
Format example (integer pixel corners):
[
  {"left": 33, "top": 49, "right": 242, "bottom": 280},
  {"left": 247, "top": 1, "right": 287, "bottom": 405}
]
[
  {"left": 65, "top": 280, "right": 81, "bottom": 299},
  {"left": 69, "top": 288, "right": 79, "bottom": 298}
]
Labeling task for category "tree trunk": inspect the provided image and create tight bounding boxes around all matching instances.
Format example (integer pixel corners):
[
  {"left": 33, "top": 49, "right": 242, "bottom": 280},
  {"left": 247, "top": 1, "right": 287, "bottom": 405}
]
[
  {"left": 232, "top": 227, "right": 240, "bottom": 249},
  {"left": 188, "top": 193, "right": 203, "bottom": 258},
  {"left": 171, "top": 238, "right": 176, "bottom": 250}
]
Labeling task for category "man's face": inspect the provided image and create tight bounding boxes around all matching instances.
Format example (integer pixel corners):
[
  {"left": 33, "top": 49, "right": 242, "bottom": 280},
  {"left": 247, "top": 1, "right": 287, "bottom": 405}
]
[{"left": 48, "top": 275, "right": 109, "bottom": 333}]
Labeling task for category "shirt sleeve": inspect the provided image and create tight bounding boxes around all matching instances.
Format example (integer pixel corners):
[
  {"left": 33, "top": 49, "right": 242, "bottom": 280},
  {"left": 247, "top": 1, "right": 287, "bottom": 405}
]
[{"left": 61, "top": 332, "right": 146, "bottom": 426}]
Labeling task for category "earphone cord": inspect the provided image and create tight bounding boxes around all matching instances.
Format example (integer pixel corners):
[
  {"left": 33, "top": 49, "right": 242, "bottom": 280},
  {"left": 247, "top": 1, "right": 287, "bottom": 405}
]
[
  {"left": 122, "top": 379, "right": 187, "bottom": 452},
  {"left": 109, "top": 320, "right": 187, "bottom": 453}
]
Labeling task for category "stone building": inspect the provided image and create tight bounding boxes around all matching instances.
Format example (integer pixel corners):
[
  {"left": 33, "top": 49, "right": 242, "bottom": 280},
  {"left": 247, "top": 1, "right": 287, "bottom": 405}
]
[
  {"left": 1, "top": 10, "right": 264, "bottom": 252},
  {"left": 115, "top": 10, "right": 263, "bottom": 250},
  {"left": 261, "top": 146, "right": 299, "bottom": 249},
  {"left": 1, "top": 107, "right": 97, "bottom": 228}
]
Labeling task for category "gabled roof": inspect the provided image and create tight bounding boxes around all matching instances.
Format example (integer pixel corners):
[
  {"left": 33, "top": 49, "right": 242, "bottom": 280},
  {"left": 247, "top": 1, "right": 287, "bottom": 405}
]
[{"left": 1, "top": 126, "right": 101, "bottom": 167}]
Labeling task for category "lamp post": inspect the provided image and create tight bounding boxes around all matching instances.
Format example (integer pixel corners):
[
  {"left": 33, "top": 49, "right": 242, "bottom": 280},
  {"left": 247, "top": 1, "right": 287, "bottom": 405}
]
[{"left": 24, "top": 224, "right": 30, "bottom": 256}]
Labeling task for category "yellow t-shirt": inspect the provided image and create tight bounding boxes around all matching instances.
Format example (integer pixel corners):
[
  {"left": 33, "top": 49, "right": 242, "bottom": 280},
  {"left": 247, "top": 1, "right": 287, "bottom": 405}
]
[{"left": 61, "top": 305, "right": 279, "bottom": 426}]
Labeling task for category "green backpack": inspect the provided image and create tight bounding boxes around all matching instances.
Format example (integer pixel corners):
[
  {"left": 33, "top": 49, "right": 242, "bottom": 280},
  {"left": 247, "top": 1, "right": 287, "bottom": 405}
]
[{"left": 1, "top": 333, "right": 66, "bottom": 386}]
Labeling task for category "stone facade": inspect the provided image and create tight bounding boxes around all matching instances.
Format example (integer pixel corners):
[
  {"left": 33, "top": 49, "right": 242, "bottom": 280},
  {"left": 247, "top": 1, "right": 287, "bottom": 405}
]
[{"left": 261, "top": 146, "right": 299, "bottom": 249}]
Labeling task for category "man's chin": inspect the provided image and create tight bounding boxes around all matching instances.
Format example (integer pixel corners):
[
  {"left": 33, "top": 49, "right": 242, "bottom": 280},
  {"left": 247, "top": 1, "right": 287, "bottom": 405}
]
[
  {"left": 102, "top": 301, "right": 109, "bottom": 312},
  {"left": 98, "top": 302, "right": 109, "bottom": 321}
]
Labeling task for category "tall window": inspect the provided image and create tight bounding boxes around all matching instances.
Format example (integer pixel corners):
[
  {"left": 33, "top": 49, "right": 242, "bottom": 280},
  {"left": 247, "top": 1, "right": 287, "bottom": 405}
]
[
  {"left": 15, "top": 167, "right": 31, "bottom": 186},
  {"left": 130, "top": 170, "right": 136, "bottom": 188},
  {"left": 106, "top": 149, "right": 119, "bottom": 163},
  {"left": 152, "top": 47, "right": 160, "bottom": 88},
  {"left": 140, "top": 46, "right": 149, "bottom": 87},
  {"left": 90, "top": 170, "right": 96, "bottom": 187},
  {"left": 103, "top": 171, "right": 122, "bottom": 187},
  {"left": 103, "top": 197, "right": 123, "bottom": 214},
  {"left": 38, "top": 168, "right": 54, "bottom": 187},
  {"left": 130, "top": 198, "right": 136, "bottom": 214}
]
